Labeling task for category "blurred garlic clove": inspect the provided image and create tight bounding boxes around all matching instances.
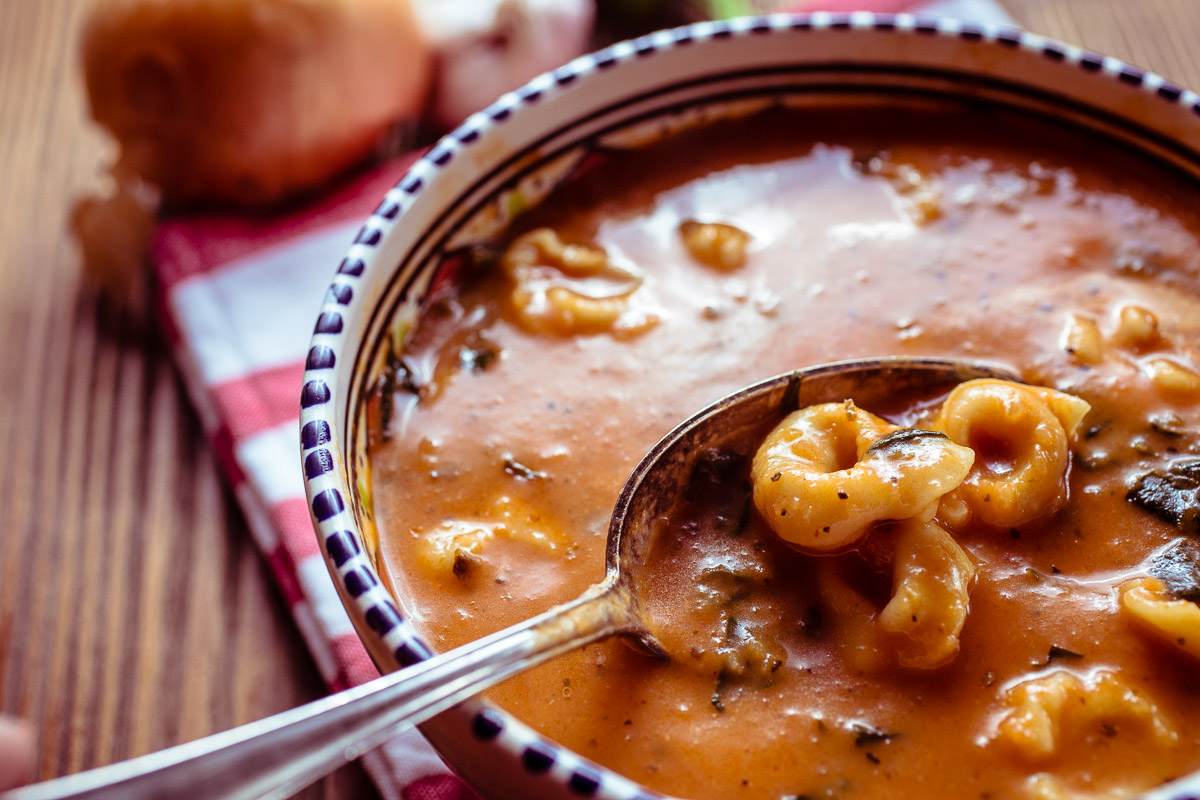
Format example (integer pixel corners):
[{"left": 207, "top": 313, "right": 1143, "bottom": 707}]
[
  {"left": 71, "top": 173, "right": 158, "bottom": 306},
  {"left": 413, "top": 0, "right": 595, "bottom": 128}
]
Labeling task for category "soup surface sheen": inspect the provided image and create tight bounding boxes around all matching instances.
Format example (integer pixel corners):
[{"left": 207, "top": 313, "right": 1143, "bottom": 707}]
[{"left": 369, "top": 104, "right": 1200, "bottom": 800}]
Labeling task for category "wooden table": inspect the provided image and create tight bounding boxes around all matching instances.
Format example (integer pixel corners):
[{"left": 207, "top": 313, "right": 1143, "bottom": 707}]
[{"left": 2, "top": 0, "right": 1199, "bottom": 797}]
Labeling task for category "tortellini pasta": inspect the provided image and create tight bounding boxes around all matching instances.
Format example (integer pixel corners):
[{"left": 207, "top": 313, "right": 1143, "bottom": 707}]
[
  {"left": 1120, "top": 577, "right": 1200, "bottom": 660},
  {"left": 500, "top": 228, "right": 660, "bottom": 337},
  {"left": 678, "top": 220, "right": 751, "bottom": 270},
  {"left": 812, "top": 517, "right": 976, "bottom": 671},
  {"left": 1144, "top": 357, "right": 1200, "bottom": 400},
  {"left": 751, "top": 379, "right": 1090, "bottom": 671},
  {"left": 933, "top": 379, "right": 1090, "bottom": 528},
  {"left": 993, "top": 669, "right": 1177, "bottom": 762},
  {"left": 750, "top": 400, "right": 975, "bottom": 551},
  {"left": 878, "top": 518, "right": 976, "bottom": 669},
  {"left": 1059, "top": 302, "right": 1200, "bottom": 400},
  {"left": 416, "top": 494, "right": 566, "bottom": 579}
]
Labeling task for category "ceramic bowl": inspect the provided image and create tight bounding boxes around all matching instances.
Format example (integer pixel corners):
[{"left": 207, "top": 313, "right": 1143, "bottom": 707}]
[{"left": 301, "top": 14, "right": 1200, "bottom": 800}]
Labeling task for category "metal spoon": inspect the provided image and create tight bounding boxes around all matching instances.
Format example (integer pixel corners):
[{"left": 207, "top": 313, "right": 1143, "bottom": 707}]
[{"left": 3, "top": 357, "right": 1017, "bottom": 800}]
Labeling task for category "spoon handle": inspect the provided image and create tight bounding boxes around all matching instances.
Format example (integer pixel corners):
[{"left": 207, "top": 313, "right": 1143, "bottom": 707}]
[{"left": 3, "top": 585, "right": 636, "bottom": 800}]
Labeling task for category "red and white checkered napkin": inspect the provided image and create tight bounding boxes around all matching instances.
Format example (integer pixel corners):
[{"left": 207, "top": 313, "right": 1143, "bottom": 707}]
[
  {"left": 151, "top": 3, "right": 1011, "bottom": 798},
  {"left": 153, "top": 154, "right": 473, "bottom": 800}
]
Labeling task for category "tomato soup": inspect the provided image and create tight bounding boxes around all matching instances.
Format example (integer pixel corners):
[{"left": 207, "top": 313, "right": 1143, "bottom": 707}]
[{"left": 368, "top": 103, "right": 1200, "bottom": 800}]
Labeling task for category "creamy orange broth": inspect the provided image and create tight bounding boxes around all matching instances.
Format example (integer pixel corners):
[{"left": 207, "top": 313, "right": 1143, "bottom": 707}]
[{"left": 369, "top": 104, "right": 1200, "bottom": 799}]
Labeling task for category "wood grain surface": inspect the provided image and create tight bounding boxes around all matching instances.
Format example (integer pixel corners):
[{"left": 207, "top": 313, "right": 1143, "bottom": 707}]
[
  {"left": 2, "top": 0, "right": 1200, "bottom": 797},
  {"left": 0, "top": 2, "right": 379, "bottom": 796}
]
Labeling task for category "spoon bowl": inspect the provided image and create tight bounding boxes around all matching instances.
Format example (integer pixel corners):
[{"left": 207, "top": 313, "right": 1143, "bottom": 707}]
[
  {"left": 601, "top": 356, "right": 1020, "bottom": 652},
  {"left": 5, "top": 356, "right": 1017, "bottom": 800}
]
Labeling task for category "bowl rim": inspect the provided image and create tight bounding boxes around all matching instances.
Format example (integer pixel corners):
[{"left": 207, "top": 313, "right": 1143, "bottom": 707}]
[{"left": 300, "top": 12, "right": 1200, "bottom": 800}]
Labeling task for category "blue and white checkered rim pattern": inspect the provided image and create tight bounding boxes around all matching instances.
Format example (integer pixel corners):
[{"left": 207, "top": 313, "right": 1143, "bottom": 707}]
[{"left": 300, "top": 13, "right": 1200, "bottom": 800}]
